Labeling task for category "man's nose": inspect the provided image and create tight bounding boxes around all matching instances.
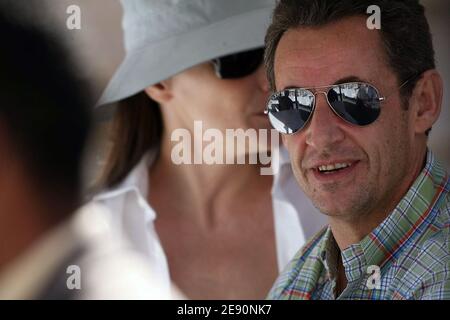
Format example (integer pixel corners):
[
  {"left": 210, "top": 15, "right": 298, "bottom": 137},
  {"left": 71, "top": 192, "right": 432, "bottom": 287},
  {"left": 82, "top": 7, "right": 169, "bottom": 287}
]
[{"left": 305, "top": 92, "right": 345, "bottom": 150}]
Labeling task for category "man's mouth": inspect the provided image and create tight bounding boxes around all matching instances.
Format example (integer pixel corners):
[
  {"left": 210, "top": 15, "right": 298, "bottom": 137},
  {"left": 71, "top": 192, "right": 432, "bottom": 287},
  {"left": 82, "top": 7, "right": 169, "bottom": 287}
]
[
  {"left": 308, "top": 160, "right": 360, "bottom": 182},
  {"left": 316, "top": 162, "right": 353, "bottom": 174}
]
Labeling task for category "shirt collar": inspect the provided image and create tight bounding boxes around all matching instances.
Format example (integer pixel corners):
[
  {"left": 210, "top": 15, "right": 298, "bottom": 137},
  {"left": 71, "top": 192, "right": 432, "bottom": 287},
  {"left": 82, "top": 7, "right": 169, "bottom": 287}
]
[
  {"left": 319, "top": 150, "right": 448, "bottom": 282},
  {"left": 93, "top": 151, "right": 158, "bottom": 222},
  {"left": 95, "top": 151, "right": 157, "bottom": 200},
  {"left": 315, "top": 227, "right": 340, "bottom": 280}
]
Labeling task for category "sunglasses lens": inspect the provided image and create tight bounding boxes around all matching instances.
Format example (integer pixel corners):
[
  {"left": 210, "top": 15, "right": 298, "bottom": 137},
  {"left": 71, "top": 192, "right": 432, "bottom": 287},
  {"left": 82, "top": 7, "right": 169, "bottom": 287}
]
[
  {"left": 267, "top": 89, "right": 314, "bottom": 134},
  {"left": 213, "top": 48, "right": 264, "bottom": 79},
  {"left": 328, "top": 83, "right": 381, "bottom": 126}
]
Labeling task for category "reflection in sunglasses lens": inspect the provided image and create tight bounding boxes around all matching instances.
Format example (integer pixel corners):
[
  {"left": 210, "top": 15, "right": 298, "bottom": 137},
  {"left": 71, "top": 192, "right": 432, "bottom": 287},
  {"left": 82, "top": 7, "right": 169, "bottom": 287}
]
[
  {"left": 328, "top": 84, "right": 380, "bottom": 126},
  {"left": 267, "top": 90, "right": 314, "bottom": 134},
  {"left": 267, "top": 83, "right": 382, "bottom": 134}
]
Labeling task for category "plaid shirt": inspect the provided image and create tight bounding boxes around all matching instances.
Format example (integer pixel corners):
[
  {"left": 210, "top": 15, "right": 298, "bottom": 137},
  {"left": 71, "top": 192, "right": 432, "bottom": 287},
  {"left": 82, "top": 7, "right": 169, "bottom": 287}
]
[{"left": 268, "top": 151, "right": 450, "bottom": 300}]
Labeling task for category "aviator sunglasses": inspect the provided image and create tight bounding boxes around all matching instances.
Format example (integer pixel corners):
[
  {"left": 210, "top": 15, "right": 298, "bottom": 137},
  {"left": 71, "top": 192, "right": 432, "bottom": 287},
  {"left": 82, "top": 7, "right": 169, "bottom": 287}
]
[
  {"left": 212, "top": 47, "right": 264, "bottom": 79},
  {"left": 265, "top": 76, "right": 417, "bottom": 134}
]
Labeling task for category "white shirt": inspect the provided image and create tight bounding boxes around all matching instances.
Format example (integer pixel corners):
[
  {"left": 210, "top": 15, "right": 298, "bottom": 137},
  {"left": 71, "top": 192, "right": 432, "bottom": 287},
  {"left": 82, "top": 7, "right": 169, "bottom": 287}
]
[{"left": 92, "top": 146, "right": 327, "bottom": 294}]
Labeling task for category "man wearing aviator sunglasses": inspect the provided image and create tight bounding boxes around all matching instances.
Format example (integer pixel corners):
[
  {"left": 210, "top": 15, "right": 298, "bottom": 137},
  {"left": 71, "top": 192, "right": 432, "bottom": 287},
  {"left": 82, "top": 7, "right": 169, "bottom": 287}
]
[
  {"left": 265, "top": 0, "right": 449, "bottom": 300},
  {"left": 265, "top": 77, "right": 415, "bottom": 134}
]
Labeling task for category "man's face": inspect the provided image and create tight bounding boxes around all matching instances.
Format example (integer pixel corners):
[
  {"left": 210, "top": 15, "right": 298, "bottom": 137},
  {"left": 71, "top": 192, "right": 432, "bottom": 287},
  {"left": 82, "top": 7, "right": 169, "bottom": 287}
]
[{"left": 274, "top": 16, "right": 420, "bottom": 219}]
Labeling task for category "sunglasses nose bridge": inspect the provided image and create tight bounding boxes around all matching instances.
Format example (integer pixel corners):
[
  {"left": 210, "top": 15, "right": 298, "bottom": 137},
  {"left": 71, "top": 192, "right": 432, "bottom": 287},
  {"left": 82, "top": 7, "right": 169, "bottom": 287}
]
[
  {"left": 312, "top": 90, "right": 331, "bottom": 109},
  {"left": 313, "top": 90, "right": 328, "bottom": 99},
  {"left": 308, "top": 89, "right": 340, "bottom": 127},
  {"left": 313, "top": 89, "right": 341, "bottom": 119}
]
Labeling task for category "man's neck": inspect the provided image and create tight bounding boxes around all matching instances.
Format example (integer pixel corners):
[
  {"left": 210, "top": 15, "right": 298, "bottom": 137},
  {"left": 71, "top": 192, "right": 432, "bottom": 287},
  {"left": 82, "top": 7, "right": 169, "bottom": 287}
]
[{"left": 328, "top": 211, "right": 388, "bottom": 250}]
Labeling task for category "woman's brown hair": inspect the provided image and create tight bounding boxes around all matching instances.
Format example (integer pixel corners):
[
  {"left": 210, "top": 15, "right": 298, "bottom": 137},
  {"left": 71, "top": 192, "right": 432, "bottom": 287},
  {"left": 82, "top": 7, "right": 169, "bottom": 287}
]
[{"left": 98, "top": 92, "right": 163, "bottom": 189}]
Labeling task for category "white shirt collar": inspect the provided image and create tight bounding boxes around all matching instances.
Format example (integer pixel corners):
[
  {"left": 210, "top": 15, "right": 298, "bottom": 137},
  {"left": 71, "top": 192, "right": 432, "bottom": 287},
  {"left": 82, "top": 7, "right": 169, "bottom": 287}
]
[
  {"left": 94, "top": 151, "right": 158, "bottom": 221},
  {"left": 96, "top": 152, "right": 154, "bottom": 199}
]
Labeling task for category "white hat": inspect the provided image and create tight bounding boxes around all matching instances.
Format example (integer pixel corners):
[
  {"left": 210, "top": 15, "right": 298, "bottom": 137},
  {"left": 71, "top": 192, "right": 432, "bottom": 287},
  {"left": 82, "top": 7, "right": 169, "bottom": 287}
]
[{"left": 98, "top": 0, "right": 276, "bottom": 106}]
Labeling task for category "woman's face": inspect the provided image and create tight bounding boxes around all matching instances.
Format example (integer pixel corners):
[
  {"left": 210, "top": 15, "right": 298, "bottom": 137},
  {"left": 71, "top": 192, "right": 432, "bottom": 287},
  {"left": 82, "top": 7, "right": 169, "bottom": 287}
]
[{"left": 158, "top": 61, "right": 272, "bottom": 134}]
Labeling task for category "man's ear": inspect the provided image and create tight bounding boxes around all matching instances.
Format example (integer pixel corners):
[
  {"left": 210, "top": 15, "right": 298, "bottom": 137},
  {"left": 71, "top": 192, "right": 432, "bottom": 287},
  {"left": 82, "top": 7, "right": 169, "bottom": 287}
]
[
  {"left": 144, "top": 80, "right": 173, "bottom": 105},
  {"left": 410, "top": 69, "right": 443, "bottom": 135}
]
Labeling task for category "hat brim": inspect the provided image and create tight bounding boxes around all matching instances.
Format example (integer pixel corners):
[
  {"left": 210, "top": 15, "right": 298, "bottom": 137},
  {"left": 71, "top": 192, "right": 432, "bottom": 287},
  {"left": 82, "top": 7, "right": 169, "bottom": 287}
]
[{"left": 97, "top": 6, "right": 273, "bottom": 106}]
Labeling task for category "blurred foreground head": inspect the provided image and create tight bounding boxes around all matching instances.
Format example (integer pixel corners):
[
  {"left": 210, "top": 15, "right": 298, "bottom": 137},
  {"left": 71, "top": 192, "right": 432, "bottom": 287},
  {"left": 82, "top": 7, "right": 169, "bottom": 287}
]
[
  {"left": 0, "top": 7, "right": 92, "bottom": 216},
  {"left": 0, "top": 5, "right": 91, "bottom": 269},
  {"left": 0, "top": 6, "right": 183, "bottom": 300}
]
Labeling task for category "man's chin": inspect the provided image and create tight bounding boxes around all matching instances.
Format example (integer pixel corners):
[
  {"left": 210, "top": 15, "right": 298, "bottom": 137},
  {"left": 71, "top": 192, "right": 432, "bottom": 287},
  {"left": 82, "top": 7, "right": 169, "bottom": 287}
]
[{"left": 310, "top": 197, "right": 356, "bottom": 218}]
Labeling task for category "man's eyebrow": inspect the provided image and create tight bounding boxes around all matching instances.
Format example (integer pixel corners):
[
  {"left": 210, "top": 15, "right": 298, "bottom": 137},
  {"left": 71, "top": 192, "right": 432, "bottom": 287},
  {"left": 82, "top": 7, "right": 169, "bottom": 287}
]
[
  {"left": 280, "top": 76, "right": 371, "bottom": 90},
  {"left": 333, "top": 76, "right": 368, "bottom": 85}
]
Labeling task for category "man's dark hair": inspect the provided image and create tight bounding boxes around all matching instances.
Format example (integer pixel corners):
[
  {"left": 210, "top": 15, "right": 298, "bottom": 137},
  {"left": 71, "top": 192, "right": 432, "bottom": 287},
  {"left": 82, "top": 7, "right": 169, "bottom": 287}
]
[
  {"left": 264, "top": 0, "right": 435, "bottom": 105},
  {"left": 0, "top": 8, "right": 92, "bottom": 205}
]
